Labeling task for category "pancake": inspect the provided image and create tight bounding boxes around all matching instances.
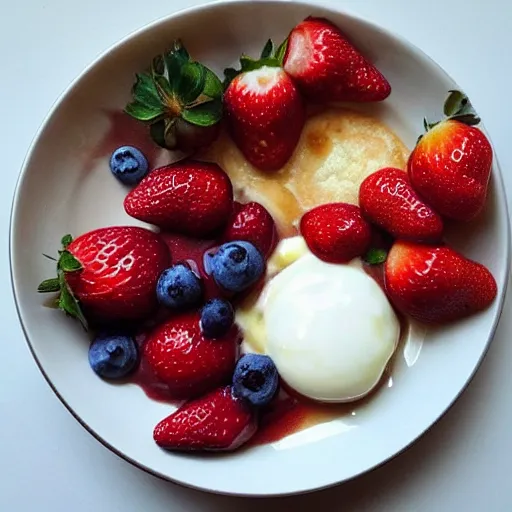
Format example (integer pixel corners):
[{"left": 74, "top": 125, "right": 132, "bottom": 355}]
[{"left": 202, "top": 108, "right": 410, "bottom": 234}]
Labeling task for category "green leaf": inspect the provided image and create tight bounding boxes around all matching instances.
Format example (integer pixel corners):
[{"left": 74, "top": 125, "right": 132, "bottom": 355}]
[
  {"left": 124, "top": 101, "right": 165, "bottom": 122},
  {"left": 151, "top": 54, "right": 166, "bottom": 77},
  {"left": 131, "top": 73, "right": 162, "bottom": 109},
  {"left": 364, "top": 248, "right": 388, "bottom": 265},
  {"left": 61, "top": 234, "right": 73, "bottom": 248},
  {"left": 261, "top": 39, "right": 274, "bottom": 59},
  {"left": 165, "top": 40, "right": 191, "bottom": 90},
  {"left": 58, "top": 271, "right": 88, "bottom": 330},
  {"left": 444, "top": 90, "right": 466, "bottom": 117},
  {"left": 223, "top": 67, "right": 239, "bottom": 89},
  {"left": 38, "top": 277, "right": 61, "bottom": 293},
  {"left": 182, "top": 99, "right": 222, "bottom": 127},
  {"left": 202, "top": 67, "right": 223, "bottom": 99},
  {"left": 240, "top": 55, "right": 280, "bottom": 73},
  {"left": 275, "top": 38, "right": 288, "bottom": 65},
  {"left": 42, "top": 253, "right": 57, "bottom": 262},
  {"left": 178, "top": 62, "right": 207, "bottom": 105},
  {"left": 451, "top": 113, "right": 481, "bottom": 126},
  {"left": 154, "top": 75, "right": 175, "bottom": 109},
  {"left": 58, "top": 251, "right": 82, "bottom": 272}
]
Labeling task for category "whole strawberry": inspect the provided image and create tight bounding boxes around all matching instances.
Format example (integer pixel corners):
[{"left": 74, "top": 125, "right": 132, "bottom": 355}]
[
  {"left": 222, "top": 201, "right": 277, "bottom": 257},
  {"left": 153, "top": 386, "right": 257, "bottom": 452},
  {"left": 223, "top": 40, "right": 305, "bottom": 171},
  {"left": 283, "top": 17, "right": 391, "bottom": 102},
  {"left": 124, "top": 160, "right": 233, "bottom": 236},
  {"left": 408, "top": 90, "right": 492, "bottom": 221},
  {"left": 385, "top": 240, "right": 497, "bottom": 324},
  {"left": 37, "top": 227, "right": 170, "bottom": 326},
  {"left": 300, "top": 203, "right": 372, "bottom": 263},
  {"left": 359, "top": 167, "right": 444, "bottom": 242},
  {"left": 144, "top": 312, "right": 239, "bottom": 399}
]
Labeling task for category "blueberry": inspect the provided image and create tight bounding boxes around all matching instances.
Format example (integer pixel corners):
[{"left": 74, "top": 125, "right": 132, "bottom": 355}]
[
  {"left": 88, "top": 334, "right": 139, "bottom": 379},
  {"left": 109, "top": 146, "right": 149, "bottom": 185},
  {"left": 156, "top": 264, "right": 202, "bottom": 309},
  {"left": 200, "top": 299, "right": 235, "bottom": 339},
  {"left": 232, "top": 354, "right": 279, "bottom": 407},
  {"left": 208, "top": 241, "right": 265, "bottom": 293}
]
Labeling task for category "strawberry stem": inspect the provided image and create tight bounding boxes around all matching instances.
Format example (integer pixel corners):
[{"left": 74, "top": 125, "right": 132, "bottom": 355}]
[{"left": 37, "top": 235, "right": 88, "bottom": 330}]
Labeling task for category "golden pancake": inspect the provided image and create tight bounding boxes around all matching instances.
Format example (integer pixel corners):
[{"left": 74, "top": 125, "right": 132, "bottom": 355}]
[{"left": 201, "top": 108, "right": 409, "bottom": 234}]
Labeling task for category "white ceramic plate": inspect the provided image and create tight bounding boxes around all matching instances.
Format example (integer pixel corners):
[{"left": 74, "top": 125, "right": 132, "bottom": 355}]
[{"left": 10, "top": 0, "right": 510, "bottom": 497}]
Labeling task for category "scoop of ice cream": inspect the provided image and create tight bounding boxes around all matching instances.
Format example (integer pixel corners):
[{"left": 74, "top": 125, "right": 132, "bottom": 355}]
[{"left": 263, "top": 254, "right": 400, "bottom": 402}]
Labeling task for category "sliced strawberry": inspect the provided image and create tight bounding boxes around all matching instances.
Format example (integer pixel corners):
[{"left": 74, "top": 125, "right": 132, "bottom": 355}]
[
  {"left": 300, "top": 203, "right": 372, "bottom": 263},
  {"left": 38, "top": 227, "right": 169, "bottom": 326},
  {"left": 124, "top": 160, "right": 233, "bottom": 236},
  {"left": 153, "top": 386, "right": 257, "bottom": 452},
  {"left": 283, "top": 17, "right": 391, "bottom": 103},
  {"left": 222, "top": 201, "right": 277, "bottom": 258},
  {"left": 359, "top": 167, "right": 444, "bottom": 242},
  {"left": 385, "top": 241, "right": 497, "bottom": 324},
  {"left": 144, "top": 312, "right": 240, "bottom": 399},
  {"left": 224, "top": 45, "right": 305, "bottom": 171}
]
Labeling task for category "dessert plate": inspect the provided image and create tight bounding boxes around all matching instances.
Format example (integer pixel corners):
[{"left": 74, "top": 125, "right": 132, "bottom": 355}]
[{"left": 10, "top": 0, "right": 510, "bottom": 497}]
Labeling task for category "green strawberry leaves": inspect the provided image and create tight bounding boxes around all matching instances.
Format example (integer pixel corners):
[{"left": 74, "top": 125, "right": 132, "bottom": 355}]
[
  {"left": 364, "top": 248, "right": 388, "bottom": 265},
  {"left": 125, "top": 40, "right": 223, "bottom": 149},
  {"left": 37, "top": 278, "right": 60, "bottom": 293},
  {"left": 37, "top": 235, "right": 88, "bottom": 330},
  {"left": 125, "top": 73, "right": 166, "bottom": 122},
  {"left": 223, "top": 37, "right": 287, "bottom": 90},
  {"left": 443, "top": 90, "right": 481, "bottom": 126},
  {"left": 419, "top": 90, "right": 481, "bottom": 142}
]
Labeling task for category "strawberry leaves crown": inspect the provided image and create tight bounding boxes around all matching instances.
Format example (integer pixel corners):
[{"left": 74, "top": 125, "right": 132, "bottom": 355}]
[
  {"left": 125, "top": 40, "right": 223, "bottom": 149},
  {"left": 423, "top": 90, "right": 481, "bottom": 132},
  {"left": 223, "top": 38, "right": 288, "bottom": 89},
  {"left": 38, "top": 235, "right": 88, "bottom": 330}
]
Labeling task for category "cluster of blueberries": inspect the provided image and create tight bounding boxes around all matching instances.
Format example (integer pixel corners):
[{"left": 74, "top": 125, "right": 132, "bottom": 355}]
[{"left": 87, "top": 146, "right": 279, "bottom": 407}]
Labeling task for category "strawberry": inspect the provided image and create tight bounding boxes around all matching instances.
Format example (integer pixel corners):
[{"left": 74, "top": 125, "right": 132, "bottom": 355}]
[
  {"left": 283, "top": 17, "right": 391, "bottom": 103},
  {"left": 144, "top": 312, "right": 239, "bottom": 399},
  {"left": 37, "top": 227, "right": 169, "bottom": 326},
  {"left": 124, "top": 160, "right": 233, "bottom": 236},
  {"left": 359, "top": 167, "right": 444, "bottom": 242},
  {"left": 223, "top": 41, "right": 305, "bottom": 171},
  {"left": 384, "top": 241, "right": 497, "bottom": 324},
  {"left": 300, "top": 203, "right": 372, "bottom": 263},
  {"left": 222, "top": 201, "right": 277, "bottom": 258},
  {"left": 408, "top": 91, "right": 492, "bottom": 221},
  {"left": 153, "top": 386, "right": 257, "bottom": 452}
]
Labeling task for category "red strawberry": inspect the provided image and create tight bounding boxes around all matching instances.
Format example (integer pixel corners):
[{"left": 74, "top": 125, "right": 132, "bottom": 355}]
[
  {"left": 408, "top": 120, "right": 492, "bottom": 221},
  {"left": 222, "top": 201, "right": 277, "bottom": 257},
  {"left": 359, "top": 167, "right": 444, "bottom": 242},
  {"left": 144, "top": 312, "right": 239, "bottom": 399},
  {"left": 384, "top": 241, "right": 497, "bottom": 324},
  {"left": 124, "top": 160, "right": 233, "bottom": 236},
  {"left": 37, "top": 227, "right": 169, "bottom": 326},
  {"left": 154, "top": 386, "right": 257, "bottom": 452},
  {"left": 408, "top": 91, "right": 492, "bottom": 221},
  {"left": 224, "top": 47, "right": 305, "bottom": 171},
  {"left": 283, "top": 17, "right": 391, "bottom": 103},
  {"left": 300, "top": 203, "right": 372, "bottom": 263}
]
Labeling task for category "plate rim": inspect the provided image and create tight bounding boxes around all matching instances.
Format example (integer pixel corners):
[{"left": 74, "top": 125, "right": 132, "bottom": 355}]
[{"left": 9, "top": 0, "right": 512, "bottom": 497}]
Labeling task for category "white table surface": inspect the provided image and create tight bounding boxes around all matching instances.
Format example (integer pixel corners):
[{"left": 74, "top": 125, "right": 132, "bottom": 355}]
[{"left": 2, "top": 0, "right": 511, "bottom": 510}]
